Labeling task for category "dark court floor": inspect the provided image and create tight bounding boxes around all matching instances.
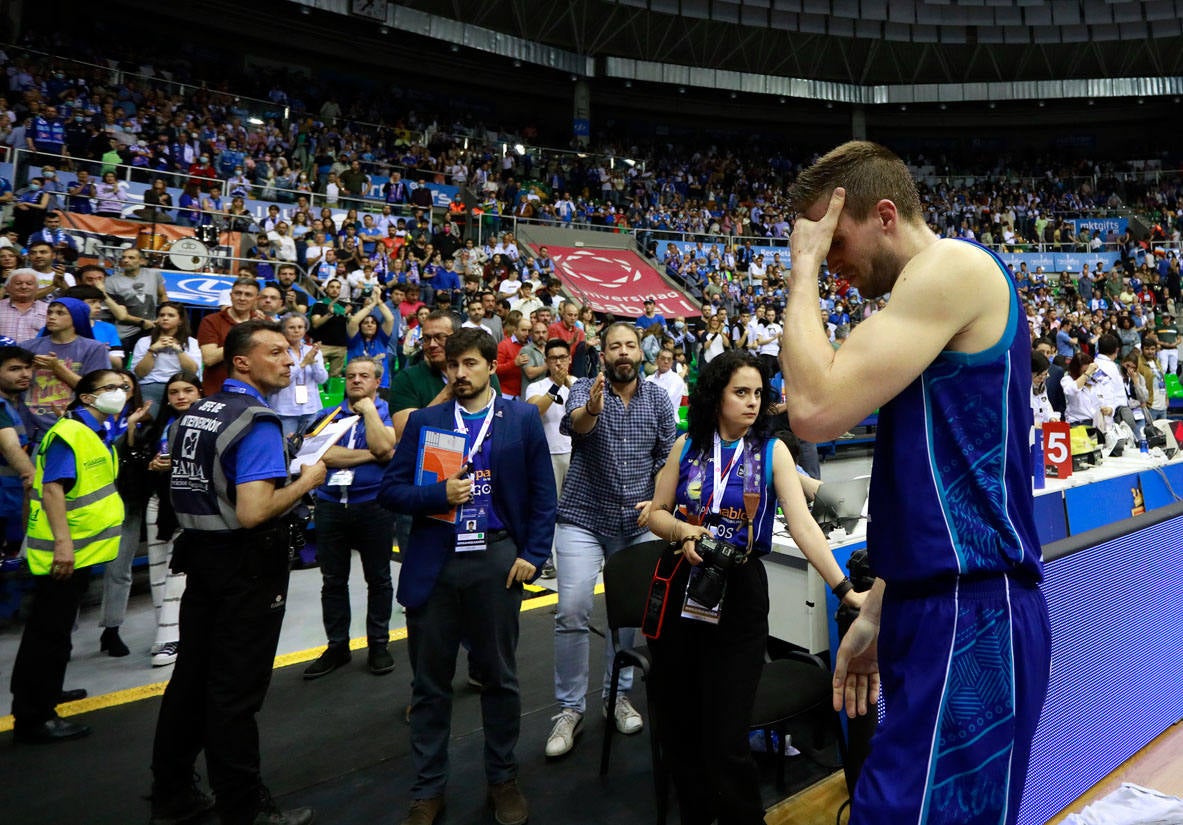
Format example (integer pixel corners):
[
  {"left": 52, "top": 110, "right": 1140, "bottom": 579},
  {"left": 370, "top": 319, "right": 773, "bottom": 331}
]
[{"left": 0, "top": 590, "right": 834, "bottom": 825}]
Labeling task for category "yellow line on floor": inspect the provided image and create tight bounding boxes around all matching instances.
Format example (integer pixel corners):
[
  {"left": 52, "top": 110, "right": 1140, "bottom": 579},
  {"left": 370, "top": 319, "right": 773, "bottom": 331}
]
[{"left": 0, "top": 583, "right": 600, "bottom": 733}]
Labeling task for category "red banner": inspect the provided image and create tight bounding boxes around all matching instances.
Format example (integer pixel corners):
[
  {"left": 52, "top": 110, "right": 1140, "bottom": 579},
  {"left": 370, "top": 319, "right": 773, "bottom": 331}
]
[{"left": 543, "top": 246, "right": 702, "bottom": 318}]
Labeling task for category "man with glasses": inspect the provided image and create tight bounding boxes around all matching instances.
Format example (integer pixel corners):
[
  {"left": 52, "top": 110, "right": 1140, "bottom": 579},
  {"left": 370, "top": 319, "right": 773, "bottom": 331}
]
[
  {"left": 389, "top": 311, "right": 503, "bottom": 438},
  {"left": 525, "top": 338, "right": 576, "bottom": 580},
  {"left": 198, "top": 278, "right": 262, "bottom": 397}
]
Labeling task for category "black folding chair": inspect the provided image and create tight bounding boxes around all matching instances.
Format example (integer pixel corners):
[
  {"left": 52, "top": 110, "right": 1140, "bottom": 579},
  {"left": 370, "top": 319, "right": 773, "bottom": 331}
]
[
  {"left": 599, "top": 538, "right": 669, "bottom": 825},
  {"left": 749, "top": 650, "right": 850, "bottom": 794}
]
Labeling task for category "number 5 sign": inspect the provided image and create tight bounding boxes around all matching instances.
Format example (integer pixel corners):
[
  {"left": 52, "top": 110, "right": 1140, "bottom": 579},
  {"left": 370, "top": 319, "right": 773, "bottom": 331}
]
[{"left": 1043, "top": 421, "right": 1073, "bottom": 479}]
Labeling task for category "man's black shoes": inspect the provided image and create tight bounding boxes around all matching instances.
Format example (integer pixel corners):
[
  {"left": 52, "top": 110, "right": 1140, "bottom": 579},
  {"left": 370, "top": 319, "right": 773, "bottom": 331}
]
[
  {"left": 13, "top": 716, "right": 91, "bottom": 744},
  {"left": 302, "top": 645, "right": 351, "bottom": 680},
  {"left": 368, "top": 644, "right": 395, "bottom": 675}
]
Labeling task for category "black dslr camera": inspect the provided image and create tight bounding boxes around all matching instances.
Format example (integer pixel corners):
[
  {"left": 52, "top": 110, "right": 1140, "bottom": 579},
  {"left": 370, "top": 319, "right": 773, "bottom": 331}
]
[{"left": 688, "top": 535, "right": 746, "bottom": 609}]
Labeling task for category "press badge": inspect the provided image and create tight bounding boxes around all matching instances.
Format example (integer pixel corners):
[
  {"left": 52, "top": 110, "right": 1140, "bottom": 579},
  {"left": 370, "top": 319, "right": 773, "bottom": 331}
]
[
  {"left": 680, "top": 567, "right": 723, "bottom": 625},
  {"left": 293, "top": 384, "right": 309, "bottom": 405},
  {"left": 327, "top": 470, "right": 354, "bottom": 486},
  {"left": 454, "top": 504, "right": 488, "bottom": 553}
]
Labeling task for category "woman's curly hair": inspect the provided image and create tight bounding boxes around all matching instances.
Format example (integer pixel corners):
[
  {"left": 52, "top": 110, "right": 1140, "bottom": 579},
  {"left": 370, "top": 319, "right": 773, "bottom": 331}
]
[{"left": 686, "top": 350, "right": 774, "bottom": 454}]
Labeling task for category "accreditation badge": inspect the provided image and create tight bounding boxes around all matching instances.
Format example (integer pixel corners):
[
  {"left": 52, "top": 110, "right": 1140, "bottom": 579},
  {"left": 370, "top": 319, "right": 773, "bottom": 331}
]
[{"left": 454, "top": 503, "right": 489, "bottom": 553}]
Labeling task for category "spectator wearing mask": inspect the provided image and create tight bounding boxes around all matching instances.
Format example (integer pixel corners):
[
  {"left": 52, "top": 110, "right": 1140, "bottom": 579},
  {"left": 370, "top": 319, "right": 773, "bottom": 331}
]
[{"left": 10, "top": 369, "right": 129, "bottom": 743}]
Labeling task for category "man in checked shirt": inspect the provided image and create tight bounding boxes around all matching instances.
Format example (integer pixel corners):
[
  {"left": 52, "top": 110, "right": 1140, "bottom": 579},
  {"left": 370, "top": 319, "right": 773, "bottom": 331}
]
[{"left": 545, "top": 322, "right": 676, "bottom": 758}]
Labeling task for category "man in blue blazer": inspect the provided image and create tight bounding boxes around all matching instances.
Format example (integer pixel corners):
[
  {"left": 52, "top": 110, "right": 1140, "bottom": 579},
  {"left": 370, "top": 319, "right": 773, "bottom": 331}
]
[{"left": 380, "top": 326, "right": 556, "bottom": 825}]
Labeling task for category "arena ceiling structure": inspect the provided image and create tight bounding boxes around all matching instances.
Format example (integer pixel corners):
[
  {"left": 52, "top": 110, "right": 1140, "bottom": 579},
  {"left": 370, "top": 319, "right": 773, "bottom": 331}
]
[
  {"left": 293, "top": 0, "right": 1183, "bottom": 107},
  {"left": 60, "top": 0, "right": 1183, "bottom": 151}
]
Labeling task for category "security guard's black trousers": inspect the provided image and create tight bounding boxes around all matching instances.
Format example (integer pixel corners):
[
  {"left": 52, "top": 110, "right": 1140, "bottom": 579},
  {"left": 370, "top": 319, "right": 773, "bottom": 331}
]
[
  {"left": 10, "top": 570, "right": 91, "bottom": 729},
  {"left": 151, "top": 532, "right": 289, "bottom": 825}
]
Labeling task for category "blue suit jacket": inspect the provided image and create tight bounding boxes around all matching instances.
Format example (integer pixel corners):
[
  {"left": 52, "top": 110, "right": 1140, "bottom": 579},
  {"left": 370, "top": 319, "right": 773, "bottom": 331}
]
[{"left": 378, "top": 395, "right": 557, "bottom": 609}]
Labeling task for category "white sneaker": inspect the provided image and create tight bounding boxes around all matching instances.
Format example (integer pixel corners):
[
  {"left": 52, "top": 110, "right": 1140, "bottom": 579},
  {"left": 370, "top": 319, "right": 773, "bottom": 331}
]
[
  {"left": 603, "top": 695, "right": 643, "bottom": 735},
  {"left": 545, "top": 708, "right": 583, "bottom": 757},
  {"left": 152, "top": 641, "right": 179, "bottom": 668}
]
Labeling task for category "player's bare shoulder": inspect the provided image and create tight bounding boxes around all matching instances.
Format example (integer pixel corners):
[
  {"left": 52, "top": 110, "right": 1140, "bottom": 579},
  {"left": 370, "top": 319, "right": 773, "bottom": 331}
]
[{"left": 921, "top": 239, "right": 1012, "bottom": 352}]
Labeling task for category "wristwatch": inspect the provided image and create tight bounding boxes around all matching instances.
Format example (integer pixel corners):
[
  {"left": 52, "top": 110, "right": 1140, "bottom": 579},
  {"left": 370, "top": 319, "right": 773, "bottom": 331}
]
[{"left": 831, "top": 576, "right": 854, "bottom": 602}]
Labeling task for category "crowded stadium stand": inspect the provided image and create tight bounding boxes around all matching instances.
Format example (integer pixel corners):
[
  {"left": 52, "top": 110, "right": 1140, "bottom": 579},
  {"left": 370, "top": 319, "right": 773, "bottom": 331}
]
[{"left": 2, "top": 1, "right": 1183, "bottom": 823}]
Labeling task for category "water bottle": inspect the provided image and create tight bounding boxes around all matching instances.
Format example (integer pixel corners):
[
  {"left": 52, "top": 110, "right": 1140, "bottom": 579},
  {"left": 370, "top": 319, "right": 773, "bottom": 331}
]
[
  {"left": 1031, "top": 426, "right": 1045, "bottom": 489},
  {"left": 1140, "top": 435, "right": 1149, "bottom": 454}
]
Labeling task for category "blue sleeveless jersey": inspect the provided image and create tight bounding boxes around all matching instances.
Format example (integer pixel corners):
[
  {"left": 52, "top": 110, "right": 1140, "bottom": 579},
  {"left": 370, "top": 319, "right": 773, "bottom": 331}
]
[
  {"left": 867, "top": 241, "right": 1043, "bottom": 584},
  {"left": 676, "top": 437, "right": 777, "bottom": 555}
]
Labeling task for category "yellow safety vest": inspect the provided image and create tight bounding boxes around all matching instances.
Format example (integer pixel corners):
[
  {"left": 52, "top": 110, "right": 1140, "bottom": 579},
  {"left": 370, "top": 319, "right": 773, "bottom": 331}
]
[{"left": 25, "top": 418, "right": 124, "bottom": 576}]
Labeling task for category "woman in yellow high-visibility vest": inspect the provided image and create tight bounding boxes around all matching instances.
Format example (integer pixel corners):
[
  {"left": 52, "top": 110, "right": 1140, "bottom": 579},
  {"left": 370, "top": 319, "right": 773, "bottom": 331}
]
[{"left": 10, "top": 368, "right": 150, "bottom": 744}]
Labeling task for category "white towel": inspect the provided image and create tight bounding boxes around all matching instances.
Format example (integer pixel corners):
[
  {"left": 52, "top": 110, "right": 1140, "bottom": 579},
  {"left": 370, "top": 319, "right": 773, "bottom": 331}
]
[{"left": 1062, "top": 783, "right": 1183, "bottom": 825}]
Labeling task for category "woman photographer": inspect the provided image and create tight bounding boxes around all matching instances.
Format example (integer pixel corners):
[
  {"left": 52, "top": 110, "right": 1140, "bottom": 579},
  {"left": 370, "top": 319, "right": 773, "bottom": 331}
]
[{"left": 645, "top": 350, "right": 863, "bottom": 825}]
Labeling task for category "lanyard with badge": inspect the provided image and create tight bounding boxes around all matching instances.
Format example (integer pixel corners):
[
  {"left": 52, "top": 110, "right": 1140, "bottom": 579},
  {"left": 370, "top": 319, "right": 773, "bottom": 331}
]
[
  {"left": 1151, "top": 360, "right": 1166, "bottom": 393},
  {"left": 680, "top": 433, "right": 761, "bottom": 624},
  {"left": 453, "top": 394, "right": 495, "bottom": 553},
  {"left": 291, "top": 347, "right": 310, "bottom": 405},
  {"left": 326, "top": 412, "right": 359, "bottom": 495}
]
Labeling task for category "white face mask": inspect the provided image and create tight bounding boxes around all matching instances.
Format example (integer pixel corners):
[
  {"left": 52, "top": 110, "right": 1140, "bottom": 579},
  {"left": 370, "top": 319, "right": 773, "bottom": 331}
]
[{"left": 91, "top": 389, "right": 128, "bottom": 415}]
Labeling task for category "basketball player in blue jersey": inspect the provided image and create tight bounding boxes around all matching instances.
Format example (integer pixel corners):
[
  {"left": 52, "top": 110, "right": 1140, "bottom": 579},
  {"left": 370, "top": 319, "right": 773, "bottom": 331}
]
[{"left": 780, "top": 141, "right": 1052, "bottom": 825}]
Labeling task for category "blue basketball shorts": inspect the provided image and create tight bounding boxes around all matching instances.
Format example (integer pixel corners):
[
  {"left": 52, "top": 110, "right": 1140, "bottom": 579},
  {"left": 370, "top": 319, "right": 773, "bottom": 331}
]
[{"left": 851, "top": 574, "right": 1052, "bottom": 825}]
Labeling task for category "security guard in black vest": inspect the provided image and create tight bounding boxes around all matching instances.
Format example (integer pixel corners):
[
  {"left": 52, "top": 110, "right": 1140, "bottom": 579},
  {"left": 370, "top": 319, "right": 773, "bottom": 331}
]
[{"left": 149, "top": 320, "right": 327, "bottom": 825}]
